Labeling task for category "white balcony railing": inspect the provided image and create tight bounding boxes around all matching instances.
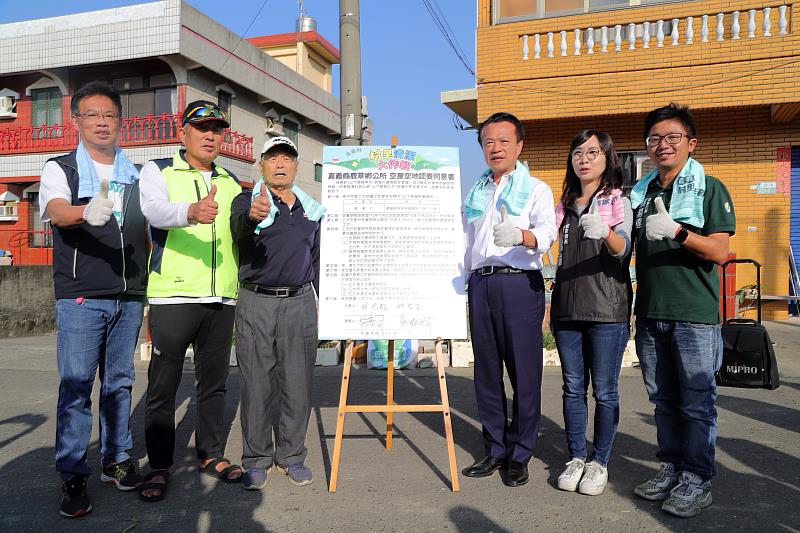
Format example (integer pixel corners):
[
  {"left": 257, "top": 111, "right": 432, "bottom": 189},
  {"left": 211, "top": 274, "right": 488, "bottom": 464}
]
[{"left": 522, "top": 5, "right": 789, "bottom": 60}]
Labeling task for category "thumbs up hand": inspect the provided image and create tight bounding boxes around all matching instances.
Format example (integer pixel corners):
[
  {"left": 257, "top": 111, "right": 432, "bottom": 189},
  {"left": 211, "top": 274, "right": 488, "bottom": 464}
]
[
  {"left": 249, "top": 182, "right": 272, "bottom": 223},
  {"left": 645, "top": 196, "right": 681, "bottom": 241},
  {"left": 98, "top": 178, "right": 109, "bottom": 199},
  {"left": 188, "top": 184, "right": 219, "bottom": 224},
  {"left": 493, "top": 205, "right": 523, "bottom": 247},
  {"left": 579, "top": 197, "right": 610, "bottom": 240},
  {"left": 83, "top": 179, "right": 114, "bottom": 227}
]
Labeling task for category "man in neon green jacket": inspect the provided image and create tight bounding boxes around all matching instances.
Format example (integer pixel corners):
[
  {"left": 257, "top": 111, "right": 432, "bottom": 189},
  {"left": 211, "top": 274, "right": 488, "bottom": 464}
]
[{"left": 137, "top": 101, "right": 243, "bottom": 502}]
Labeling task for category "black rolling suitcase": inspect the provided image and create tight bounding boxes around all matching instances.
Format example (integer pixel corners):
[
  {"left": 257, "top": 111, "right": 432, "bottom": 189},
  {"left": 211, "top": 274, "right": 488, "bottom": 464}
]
[{"left": 716, "top": 259, "right": 780, "bottom": 390}]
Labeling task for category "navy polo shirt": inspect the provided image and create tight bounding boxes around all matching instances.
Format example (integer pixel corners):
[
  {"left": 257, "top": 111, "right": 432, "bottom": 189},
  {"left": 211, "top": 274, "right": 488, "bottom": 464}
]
[{"left": 231, "top": 189, "right": 321, "bottom": 292}]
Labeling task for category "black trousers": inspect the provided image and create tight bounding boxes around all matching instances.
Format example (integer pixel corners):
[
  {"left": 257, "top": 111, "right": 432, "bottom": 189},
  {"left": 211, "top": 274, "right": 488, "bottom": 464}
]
[
  {"left": 468, "top": 270, "right": 545, "bottom": 464},
  {"left": 144, "top": 303, "right": 235, "bottom": 469}
]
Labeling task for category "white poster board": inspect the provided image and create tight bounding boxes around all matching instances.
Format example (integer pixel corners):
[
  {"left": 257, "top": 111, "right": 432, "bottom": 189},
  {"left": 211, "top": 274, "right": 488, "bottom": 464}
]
[{"left": 318, "top": 146, "right": 467, "bottom": 340}]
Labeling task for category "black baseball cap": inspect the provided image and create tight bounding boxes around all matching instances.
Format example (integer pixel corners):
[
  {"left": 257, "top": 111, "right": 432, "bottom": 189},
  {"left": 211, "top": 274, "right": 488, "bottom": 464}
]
[{"left": 181, "top": 100, "right": 229, "bottom": 127}]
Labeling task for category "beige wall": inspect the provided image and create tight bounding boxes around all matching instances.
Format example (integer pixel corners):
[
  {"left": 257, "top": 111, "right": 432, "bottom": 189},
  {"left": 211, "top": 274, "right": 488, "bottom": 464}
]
[
  {"left": 304, "top": 48, "right": 332, "bottom": 92},
  {"left": 260, "top": 43, "right": 333, "bottom": 92},
  {"left": 261, "top": 44, "right": 298, "bottom": 72}
]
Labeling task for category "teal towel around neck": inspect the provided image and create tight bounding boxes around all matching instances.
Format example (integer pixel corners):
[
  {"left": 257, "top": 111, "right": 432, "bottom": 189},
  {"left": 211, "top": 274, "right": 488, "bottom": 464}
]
[
  {"left": 251, "top": 180, "right": 326, "bottom": 234},
  {"left": 630, "top": 157, "right": 706, "bottom": 228},
  {"left": 76, "top": 142, "right": 139, "bottom": 198},
  {"left": 463, "top": 161, "right": 533, "bottom": 223}
]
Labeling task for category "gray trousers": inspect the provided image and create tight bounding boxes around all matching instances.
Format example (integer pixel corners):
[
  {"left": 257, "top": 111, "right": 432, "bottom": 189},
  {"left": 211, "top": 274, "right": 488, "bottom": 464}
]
[{"left": 235, "top": 285, "right": 318, "bottom": 470}]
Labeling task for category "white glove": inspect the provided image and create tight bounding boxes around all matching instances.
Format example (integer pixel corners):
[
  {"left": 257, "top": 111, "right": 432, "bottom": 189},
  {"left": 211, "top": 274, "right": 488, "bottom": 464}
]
[
  {"left": 493, "top": 206, "right": 523, "bottom": 247},
  {"left": 645, "top": 196, "right": 681, "bottom": 241},
  {"left": 83, "top": 179, "right": 114, "bottom": 227},
  {"left": 579, "top": 198, "right": 610, "bottom": 240}
]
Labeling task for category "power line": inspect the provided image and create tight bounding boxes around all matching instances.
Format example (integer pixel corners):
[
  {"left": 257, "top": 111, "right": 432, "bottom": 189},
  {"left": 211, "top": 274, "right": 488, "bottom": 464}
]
[
  {"left": 217, "top": 0, "right": 273, "bottom": 74},
  {"left": 425, "top": 0, "right": 474, "bottom": 77},
  {"left": 421, "top": 0, "right": 475, "bottom": 78},
  {"left": 430, "top": 0, "right": 470, "bottom": 69},
  {"left": 452, "top": 112, "right": 474, "bottom": 132}
]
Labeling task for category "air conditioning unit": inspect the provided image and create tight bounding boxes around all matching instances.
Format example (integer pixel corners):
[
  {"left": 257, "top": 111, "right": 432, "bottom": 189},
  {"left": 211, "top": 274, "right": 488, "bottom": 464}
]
[
  {"left": 0, "top": 89, "right": 19, "bottom": 118},
  {"left": 264, "top": 117, "right": 284, "bottom": 136},
  {"left": 266, "top": 126, "right": 285, "bottom": 135}
]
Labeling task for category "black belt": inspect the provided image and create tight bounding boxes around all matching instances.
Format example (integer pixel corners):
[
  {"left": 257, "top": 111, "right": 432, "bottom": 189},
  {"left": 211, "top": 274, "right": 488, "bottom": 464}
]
[
  {"left": 241, "top": 281, "right": 307, "bottom": 297},
  {"left": 473, "top": 266, "right": 527, "bottom": 276}
]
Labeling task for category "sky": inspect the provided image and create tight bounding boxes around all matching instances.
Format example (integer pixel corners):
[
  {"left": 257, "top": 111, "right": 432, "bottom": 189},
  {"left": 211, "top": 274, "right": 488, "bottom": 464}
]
[{"left": 0, "top": 0, "right": 483, "bottom": 197}]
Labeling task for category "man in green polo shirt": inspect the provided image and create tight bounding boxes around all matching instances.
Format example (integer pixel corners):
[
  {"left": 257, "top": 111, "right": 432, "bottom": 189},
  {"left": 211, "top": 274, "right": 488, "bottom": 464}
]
[{"left": 631, "top": 103, "right": 735, "bottom": 518}]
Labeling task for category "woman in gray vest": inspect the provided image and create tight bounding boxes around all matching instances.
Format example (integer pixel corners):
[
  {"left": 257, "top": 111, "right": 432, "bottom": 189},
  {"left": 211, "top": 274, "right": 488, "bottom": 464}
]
[{"left": 550, "top": 130, "right": 633, "bottom": 496}]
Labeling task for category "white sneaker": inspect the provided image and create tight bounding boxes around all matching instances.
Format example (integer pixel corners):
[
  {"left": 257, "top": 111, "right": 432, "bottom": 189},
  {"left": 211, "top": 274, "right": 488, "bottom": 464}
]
[
  {"left": 557, "top": 458, "right": 585, "bottom": 492},
  {"left": 578, "top": 461, "right": 608, "bottom": 496}
]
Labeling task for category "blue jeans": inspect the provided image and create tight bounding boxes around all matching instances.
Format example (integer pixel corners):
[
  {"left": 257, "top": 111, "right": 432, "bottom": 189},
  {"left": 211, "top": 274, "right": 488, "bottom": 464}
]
[
  {"left": 55, "top": 297, "right": 144, "bottom": 481},
  {"left": 635, "top": 319, "right": 723, "bottom": 480},
  {"left": 552, "top": 321, "right": 628, "bottom": 466}
]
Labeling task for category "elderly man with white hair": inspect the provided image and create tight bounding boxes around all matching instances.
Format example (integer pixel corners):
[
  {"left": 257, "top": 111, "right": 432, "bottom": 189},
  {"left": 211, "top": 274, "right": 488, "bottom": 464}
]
[{"left": 230, "top": 136, "right": 325, "bottom": 490}]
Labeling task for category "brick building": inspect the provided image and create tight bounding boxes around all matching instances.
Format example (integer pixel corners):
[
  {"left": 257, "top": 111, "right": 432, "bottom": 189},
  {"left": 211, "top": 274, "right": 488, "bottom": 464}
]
[
  {"left": 0, "top": 0, "right": 341, "bottom": 265},
  {"left": 444, "top": 0, "right": 800, "bottom": 319}
]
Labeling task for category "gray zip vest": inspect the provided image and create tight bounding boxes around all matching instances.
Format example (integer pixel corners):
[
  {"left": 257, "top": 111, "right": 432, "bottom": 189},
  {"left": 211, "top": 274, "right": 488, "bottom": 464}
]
[{"left": 550, "top": 205, "right": 632, "bottom": 323}]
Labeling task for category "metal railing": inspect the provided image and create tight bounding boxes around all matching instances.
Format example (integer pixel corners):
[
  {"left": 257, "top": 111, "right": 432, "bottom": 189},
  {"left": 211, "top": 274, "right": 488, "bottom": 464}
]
[
  {"left": 0, "top": 113, "right": 255, "bottom": 162},
  {"left": 789, "top": 245, "right": 799, "bottom": 315}
]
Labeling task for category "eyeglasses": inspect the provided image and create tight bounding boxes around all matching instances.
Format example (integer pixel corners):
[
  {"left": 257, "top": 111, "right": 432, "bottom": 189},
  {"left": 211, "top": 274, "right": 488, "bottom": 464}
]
[
  {"left": 184, "top": 105, "right": 227, "bottom": 124},
  {"left": 645, "top": 133, "right": 691, "bottom": 147},
  {"left": 571, "top": 149, "right": 604, "bottom": 162},
  {"left": 75, "top": 111, "right": 120, "bottom": 123}
]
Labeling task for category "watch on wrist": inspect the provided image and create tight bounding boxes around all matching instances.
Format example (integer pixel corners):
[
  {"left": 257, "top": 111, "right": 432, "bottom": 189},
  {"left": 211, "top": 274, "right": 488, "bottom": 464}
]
[{"left": 674, "top": 226, "right": 689, "bottom": 243}]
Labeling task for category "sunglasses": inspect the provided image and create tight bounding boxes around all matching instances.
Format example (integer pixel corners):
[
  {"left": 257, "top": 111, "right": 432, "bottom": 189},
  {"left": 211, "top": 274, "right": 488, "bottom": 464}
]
[{"left": 183, "top": 105, "right": 227, "bottom": 124}]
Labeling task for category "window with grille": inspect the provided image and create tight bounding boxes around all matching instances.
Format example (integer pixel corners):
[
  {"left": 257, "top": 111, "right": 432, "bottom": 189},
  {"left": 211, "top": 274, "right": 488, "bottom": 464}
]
[
  {"left": 218, "top": 90, "right": 232, "bottom": 126},
  {"left": 2, "top": 203, "right": 17, "bottom": 216},
  {"left": 27, "top": 193, "right": 52, "bottom": 248},
  {"left": 283, "top": 118, "right": 299, "bottom": 146},
  {"left": 114, "top": 74, "right": 177, "bottom": 141},
  {"left": 495, "top": 0, "right": 685, "bottom": 22},
  {"left": 30, "top": 88, "right": 63, "bottom": 140},
  {"left": 618, "top": 150, "right": 655, "bottom": 195}
]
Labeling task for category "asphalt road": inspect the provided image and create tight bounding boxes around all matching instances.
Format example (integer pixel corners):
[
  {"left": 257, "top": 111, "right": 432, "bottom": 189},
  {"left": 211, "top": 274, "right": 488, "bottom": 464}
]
[{"left": 0, "top": 321, "right": 798, "bottom": 532}]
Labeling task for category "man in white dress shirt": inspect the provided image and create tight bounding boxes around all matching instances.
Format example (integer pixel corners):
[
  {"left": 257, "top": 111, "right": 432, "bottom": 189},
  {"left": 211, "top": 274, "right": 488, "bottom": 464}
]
[{"left": 461, "top": 112, "right": 557, "bottom": 487}]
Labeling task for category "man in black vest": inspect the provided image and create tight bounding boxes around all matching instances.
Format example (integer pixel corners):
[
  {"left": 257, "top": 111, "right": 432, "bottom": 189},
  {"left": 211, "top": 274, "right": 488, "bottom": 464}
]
[{"left": 39, "top": 82, "right": 148, "bottom": 518}]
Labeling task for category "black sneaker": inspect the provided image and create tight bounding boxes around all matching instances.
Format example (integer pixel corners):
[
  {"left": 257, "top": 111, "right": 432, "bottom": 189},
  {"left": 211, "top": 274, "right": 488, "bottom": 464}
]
[
  {"left": 60, "top": 475, "right": 92, "bottom": 518},
  {"left": 101, "top": 459, "right": 143, "bottom": 491}
]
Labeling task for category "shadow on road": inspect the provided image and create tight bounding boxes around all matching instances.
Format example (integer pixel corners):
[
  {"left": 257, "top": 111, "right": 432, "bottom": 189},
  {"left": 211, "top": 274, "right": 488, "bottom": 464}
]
[
  {"left": 0, "top": 364, "right": 270, "bottom": 532},
  {"left": 0, "top": 414, "right": 47, "bottom": 451}
]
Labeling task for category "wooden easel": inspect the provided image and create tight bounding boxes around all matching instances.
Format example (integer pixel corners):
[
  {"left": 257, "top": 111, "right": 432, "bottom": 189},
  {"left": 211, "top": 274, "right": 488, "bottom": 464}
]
[{"left": 328, "top": 338, "right": 460, "bottom": 492}]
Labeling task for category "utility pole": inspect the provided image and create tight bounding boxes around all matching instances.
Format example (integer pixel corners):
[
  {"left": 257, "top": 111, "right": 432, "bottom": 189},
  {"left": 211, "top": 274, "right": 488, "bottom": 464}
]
[{"left": 339, "top": 0, "right": 363, "bottom": 146}]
